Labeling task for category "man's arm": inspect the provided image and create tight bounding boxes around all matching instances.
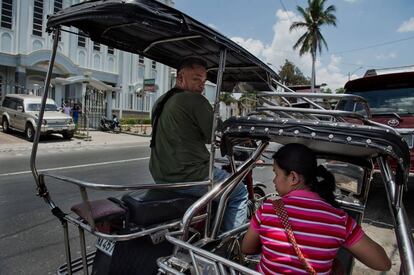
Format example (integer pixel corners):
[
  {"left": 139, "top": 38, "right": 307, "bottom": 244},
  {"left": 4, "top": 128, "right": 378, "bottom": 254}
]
[{"left": 193, "top": 96, "right": 214, "bottom": 143}]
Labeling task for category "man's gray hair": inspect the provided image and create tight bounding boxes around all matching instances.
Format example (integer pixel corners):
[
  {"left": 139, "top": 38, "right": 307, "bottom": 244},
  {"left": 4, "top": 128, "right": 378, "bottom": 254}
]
[{"left": 177, "top": 57, "right": 207, "bottom": 72}]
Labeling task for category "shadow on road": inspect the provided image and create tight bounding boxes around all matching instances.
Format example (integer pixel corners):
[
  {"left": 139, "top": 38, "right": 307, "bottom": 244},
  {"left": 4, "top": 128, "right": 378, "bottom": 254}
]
[
  {"left": 364, "top": 175, "right": 414, "bottom": 232},
  {"left": 1, "top": 130, "right": 70, "bottom": 143}
]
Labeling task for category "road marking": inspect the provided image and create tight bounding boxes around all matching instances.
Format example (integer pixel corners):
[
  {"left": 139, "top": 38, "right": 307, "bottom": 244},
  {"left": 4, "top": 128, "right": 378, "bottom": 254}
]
[{"left": 0, "top": 157, "right": 149, "bottom": 177}]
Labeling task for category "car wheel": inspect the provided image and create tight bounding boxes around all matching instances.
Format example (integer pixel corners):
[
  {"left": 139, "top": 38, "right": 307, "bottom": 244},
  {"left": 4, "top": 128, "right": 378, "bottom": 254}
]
[
  {"left": 25, "top": 124, "right": 35, "bottom": 142},
  {"left": 2, "top": 118, "right": 10, "bottom": 133},
  {"left": 62, "top": 132, "right": 74, "bottom": 140}
]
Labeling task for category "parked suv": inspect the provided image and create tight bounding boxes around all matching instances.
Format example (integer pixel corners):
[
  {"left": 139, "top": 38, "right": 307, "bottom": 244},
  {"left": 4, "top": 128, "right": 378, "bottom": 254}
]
[
  {"left": 336, "top": 69, "right": 414, "bottom": 175},
  {"left": 0, "top": 94, "right": 75, "bottom": 141}
]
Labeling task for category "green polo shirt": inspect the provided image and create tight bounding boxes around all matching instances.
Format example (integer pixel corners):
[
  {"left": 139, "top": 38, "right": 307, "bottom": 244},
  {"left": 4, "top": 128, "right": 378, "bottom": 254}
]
[{"left": 149, "top": 90, "right": 213, "bottom": 183}]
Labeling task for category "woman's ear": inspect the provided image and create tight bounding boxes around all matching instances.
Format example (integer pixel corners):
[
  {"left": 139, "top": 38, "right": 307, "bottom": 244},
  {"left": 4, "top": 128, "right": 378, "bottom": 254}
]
[{"left": 289, "top": 171, "right": 301, "bottom": 185}]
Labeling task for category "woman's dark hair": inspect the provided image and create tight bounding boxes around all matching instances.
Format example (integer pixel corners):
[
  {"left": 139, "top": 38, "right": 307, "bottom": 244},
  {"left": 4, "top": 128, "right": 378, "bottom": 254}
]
[{"left": 272, "top": 143, "right": 338, "bottom": 207}]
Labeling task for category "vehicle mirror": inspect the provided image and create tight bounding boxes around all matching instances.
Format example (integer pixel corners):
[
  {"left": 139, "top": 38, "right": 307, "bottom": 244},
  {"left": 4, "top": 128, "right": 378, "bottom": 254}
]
[
  {"left": 323, "top": 160, "right": 364, "bottom": 195},
  {"left": 17, "top": 105, "right": 24, "bottom": 112},
  {"left": 57, "top": 107, "right": 62, "bottom": 112}
]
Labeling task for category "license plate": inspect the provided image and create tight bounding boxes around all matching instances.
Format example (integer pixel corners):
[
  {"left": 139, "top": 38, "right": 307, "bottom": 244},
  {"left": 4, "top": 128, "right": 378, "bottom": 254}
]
[
  {"left": 402, "top": 134, "right": 413, "bottom": 148},
  {"left": 96, "top": 238, "right": 116, "bottom": 256}
]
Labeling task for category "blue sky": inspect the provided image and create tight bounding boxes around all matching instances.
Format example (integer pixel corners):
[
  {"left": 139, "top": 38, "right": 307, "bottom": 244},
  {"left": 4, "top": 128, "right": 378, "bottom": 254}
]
[{"left": 174, "top": 0, "right": 414, "bottom": 90}]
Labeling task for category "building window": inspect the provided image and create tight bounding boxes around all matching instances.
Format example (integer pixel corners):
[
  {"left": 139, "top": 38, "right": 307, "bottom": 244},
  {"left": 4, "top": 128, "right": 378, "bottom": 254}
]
[
  {"left": 53, "top": 0, "right": 62, "bottom": 13},
  {"left": 151, "top": 60, "right": 156, "bottom": 69},
  {"left": 93, "top": 42, "right": 100, "bottom": 51},
  {"left": 78, "top": 30, "right": 86, "bottom": 47},
  {"left": 138, "top": 65, "right": 144, "bottom": 80},
  {"left": 129, "top": 93, "right": 133, "bottom": 109},
  {"left": 107, "top": 47, "right": 114, "bottom": 55},
  {"left": 138, "top": 55, "right": 144, "bottom": 64},
  {"left": 151, "top": 69, "right": 157, "bottom": 79},
  {"left": 1, "top": 0, "right": 13, "bottom": 29},
  {"left": 145, "top": 95, "right": 150, "bottom": 111},
  {"left": 32, "top": 0, "right": 43, "bottom": 37}
]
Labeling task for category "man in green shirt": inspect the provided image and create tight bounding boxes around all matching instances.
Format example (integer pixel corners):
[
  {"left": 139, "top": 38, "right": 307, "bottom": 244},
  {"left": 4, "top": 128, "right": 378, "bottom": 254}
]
[{"left": 149, "top": 57, "right": 247, "bottom": 231}]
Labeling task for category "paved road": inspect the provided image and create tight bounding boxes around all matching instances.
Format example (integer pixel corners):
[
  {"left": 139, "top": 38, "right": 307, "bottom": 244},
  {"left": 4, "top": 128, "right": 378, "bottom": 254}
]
[
  {"left": 0, "top": 133, "right": 413, "bottom": 274},
  {"left": 0, "top": 135, "right": 152, "bottom": 275}
]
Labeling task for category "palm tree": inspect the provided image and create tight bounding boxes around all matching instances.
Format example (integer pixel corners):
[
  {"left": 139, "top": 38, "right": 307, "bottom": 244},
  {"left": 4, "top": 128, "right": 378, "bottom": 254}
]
[{"left": 290, "top": 0, "right": 337, "bottom": 93}]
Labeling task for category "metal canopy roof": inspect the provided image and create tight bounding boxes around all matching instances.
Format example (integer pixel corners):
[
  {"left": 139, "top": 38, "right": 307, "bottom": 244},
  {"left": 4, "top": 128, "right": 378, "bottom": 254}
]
[{"left": 47, "top": 0, "right": 279, "bottom": 92}]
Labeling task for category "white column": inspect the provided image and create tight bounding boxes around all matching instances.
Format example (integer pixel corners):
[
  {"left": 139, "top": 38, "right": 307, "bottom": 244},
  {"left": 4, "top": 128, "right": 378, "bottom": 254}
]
[
  {"left": 106, "top": 91, "right": 113, "bottom": 118},
  {"left": 81, "top": 82, "right": 87, "bottom": 113}
]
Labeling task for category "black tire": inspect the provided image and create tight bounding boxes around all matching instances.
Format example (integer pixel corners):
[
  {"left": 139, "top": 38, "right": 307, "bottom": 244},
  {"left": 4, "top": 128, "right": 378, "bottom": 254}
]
[
  {"left": 114, "top": 126, "right": 121, "bottom": 133},
  {"left": 2, "top": 118, "right": 10, "bottom": 133},
  {"left": 25, "top": 123, "right": 35, "bottom": 142},
  {"left": 62, "top": 131, "right": 74, "bottom": 140}
]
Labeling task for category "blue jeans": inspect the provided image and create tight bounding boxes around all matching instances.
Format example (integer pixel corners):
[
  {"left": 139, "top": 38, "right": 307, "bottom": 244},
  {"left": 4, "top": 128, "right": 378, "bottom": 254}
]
[{"left": 174, "top": 168, "right": 248, "bottom": 232}]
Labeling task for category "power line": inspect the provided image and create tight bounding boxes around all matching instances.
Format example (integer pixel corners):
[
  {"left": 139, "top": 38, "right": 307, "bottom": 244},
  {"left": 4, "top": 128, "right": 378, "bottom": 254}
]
[
  {"left": 279, "top": 0, "right": 293, "bottom": 25},
  {"left": 328, "top": 35, "right": 414, "bottom": 55}
]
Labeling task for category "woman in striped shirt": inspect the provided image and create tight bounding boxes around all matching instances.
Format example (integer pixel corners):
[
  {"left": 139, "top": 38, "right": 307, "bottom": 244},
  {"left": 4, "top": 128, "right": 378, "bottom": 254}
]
[{"left": 242, "top": 143, "right": 391, "bottom": 274}]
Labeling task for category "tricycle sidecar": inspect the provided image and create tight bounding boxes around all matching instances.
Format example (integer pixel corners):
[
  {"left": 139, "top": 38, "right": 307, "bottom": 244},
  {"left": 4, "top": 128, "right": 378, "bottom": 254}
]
[{"left": 30, "top": 0, "right": 413, "bottom": 274}]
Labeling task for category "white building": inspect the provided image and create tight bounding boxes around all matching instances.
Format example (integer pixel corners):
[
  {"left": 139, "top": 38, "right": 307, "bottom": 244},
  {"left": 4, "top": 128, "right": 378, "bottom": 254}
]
[{"left": 0, "top": 0, "right": 174, "bottom": 128}]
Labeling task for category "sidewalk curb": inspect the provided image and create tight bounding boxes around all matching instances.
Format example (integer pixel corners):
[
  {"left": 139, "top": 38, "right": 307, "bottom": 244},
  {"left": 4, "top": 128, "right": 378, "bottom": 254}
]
[
  {"left": 0, "top": 131, "right": 151, "bottom": 153},
  {"left": 121, "top": 131, "right": 151, "bottom": 138}
]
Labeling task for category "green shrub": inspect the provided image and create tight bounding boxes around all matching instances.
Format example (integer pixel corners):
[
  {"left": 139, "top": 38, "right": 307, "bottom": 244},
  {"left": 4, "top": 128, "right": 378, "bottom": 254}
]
[{"left": 120, "top": 117, "right": 151, "bottom": 125}]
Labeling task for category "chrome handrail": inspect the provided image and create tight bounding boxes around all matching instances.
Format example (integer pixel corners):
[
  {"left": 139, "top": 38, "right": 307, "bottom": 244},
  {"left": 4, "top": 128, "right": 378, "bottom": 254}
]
[
  {"left": 181, "top": 141, "right": 268, "bottom": 241},
  {"left": 159, "top": 231, "right": 261, "bottom": 275},
  {"left": 41, "top": 172, "right": 209, "bottom": 191}
]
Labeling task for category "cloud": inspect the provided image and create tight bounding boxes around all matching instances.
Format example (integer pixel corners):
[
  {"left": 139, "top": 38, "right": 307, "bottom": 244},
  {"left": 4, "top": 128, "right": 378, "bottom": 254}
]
[
  {"left": 231, "top": 37, "right": 265, "bottom": 56},
  {"left": 208, "top": 23, "right": 218, "bottom": 30},
  {"left": 231, "top": 9, "right": 349, "bottom": 90},
  {"left": 397, "top": 17, "right": 414, "bottom": 32},
  {"left": 316, "top": 55, "right": 349, "bottom": 90},
  {"left": 343, "top": 0, "right": 358, "bottom": 3},
  {"left": 376, "top": 52, "right": 397, "bottom": 60},
  {"left": 262, "top": 10, "right": 313, "bottom": 75}
]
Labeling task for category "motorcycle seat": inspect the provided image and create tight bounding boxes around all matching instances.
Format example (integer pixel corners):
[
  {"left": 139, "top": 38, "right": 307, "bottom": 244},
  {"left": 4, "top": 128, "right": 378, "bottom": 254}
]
[{"left": 122, "top": 189, "right": 198, "bottom": 226}]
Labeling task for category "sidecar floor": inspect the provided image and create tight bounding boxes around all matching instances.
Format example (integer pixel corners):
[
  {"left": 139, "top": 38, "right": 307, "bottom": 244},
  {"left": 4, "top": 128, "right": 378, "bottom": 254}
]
[{"left": 122, "top": 189, "right": 199, "bottom": 226}]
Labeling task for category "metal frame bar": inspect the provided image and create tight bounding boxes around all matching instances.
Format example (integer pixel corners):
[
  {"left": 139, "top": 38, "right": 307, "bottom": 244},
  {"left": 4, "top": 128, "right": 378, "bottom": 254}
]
[
  {"left": 41, "top": 173, "right": 209, "bottom": 191},
  {"left": 62, "top": 220, "right": 73, "bottom": 275},
  {"left": 377, "top": 157, "right": 414, "bottom": 274},
  {"left": 258, "top": 91, "right": 372, "bottom": 118},
  {"left": 78, "top": 227, "right": 89, "bottom": 275},
  {"left": 181, "top": 141, "right": 268, "bottom": 241},
  {"left": 143, "top": 35, "right": 202, "bottom": 53},
  {"left": 205, "top": 49, "right": 227, "bottom": 238},
  {"left": 256, "top": 106, "right": 368, "bottom": 120},
  {"left": 271, "top": 78, "right": 326, "bottom": 110},
  {"left": 30, "top": 27, "right": 60, "bottom": 186},
  {"left": 161, "top": 232, "right": 261, "bottom": 275}
]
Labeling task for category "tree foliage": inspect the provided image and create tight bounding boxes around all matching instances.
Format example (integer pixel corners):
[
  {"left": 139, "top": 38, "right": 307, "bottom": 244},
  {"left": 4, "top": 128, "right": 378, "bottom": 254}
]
[
  {"left": 290, "top": 0, "right": 337, "bottom": 92},
  {"left": 335, "top": 87, "right": 345, "bottom": 94},
  {"left": 219, "top": 92, "right": 237, "bottom": 105},
  {"left": 278, "top": 59, "right": 310, "bottom": 86}
]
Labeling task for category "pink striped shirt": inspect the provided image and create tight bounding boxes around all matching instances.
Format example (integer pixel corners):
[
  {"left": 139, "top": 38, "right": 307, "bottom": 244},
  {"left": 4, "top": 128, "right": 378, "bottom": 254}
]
[{"left": 251, "top": 190, "right": 364, "bottom": 274}]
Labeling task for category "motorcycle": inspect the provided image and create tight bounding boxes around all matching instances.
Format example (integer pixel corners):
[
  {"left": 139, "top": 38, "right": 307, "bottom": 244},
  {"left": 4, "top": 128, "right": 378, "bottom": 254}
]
[
  {"left": 30, "top": 1, "right": 414, "bottom": 274},
  {"left": 100, "top": 115, "right": 121, "bottom": 133}
]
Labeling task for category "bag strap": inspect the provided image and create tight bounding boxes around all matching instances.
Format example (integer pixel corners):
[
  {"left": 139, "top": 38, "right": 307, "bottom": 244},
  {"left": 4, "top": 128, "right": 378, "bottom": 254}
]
[
  {"left": 272, "top": 199, "right": 317, "bottom": 275},
  {"left": 150, "top": 87, "right": 184, "bottom": 148}
]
